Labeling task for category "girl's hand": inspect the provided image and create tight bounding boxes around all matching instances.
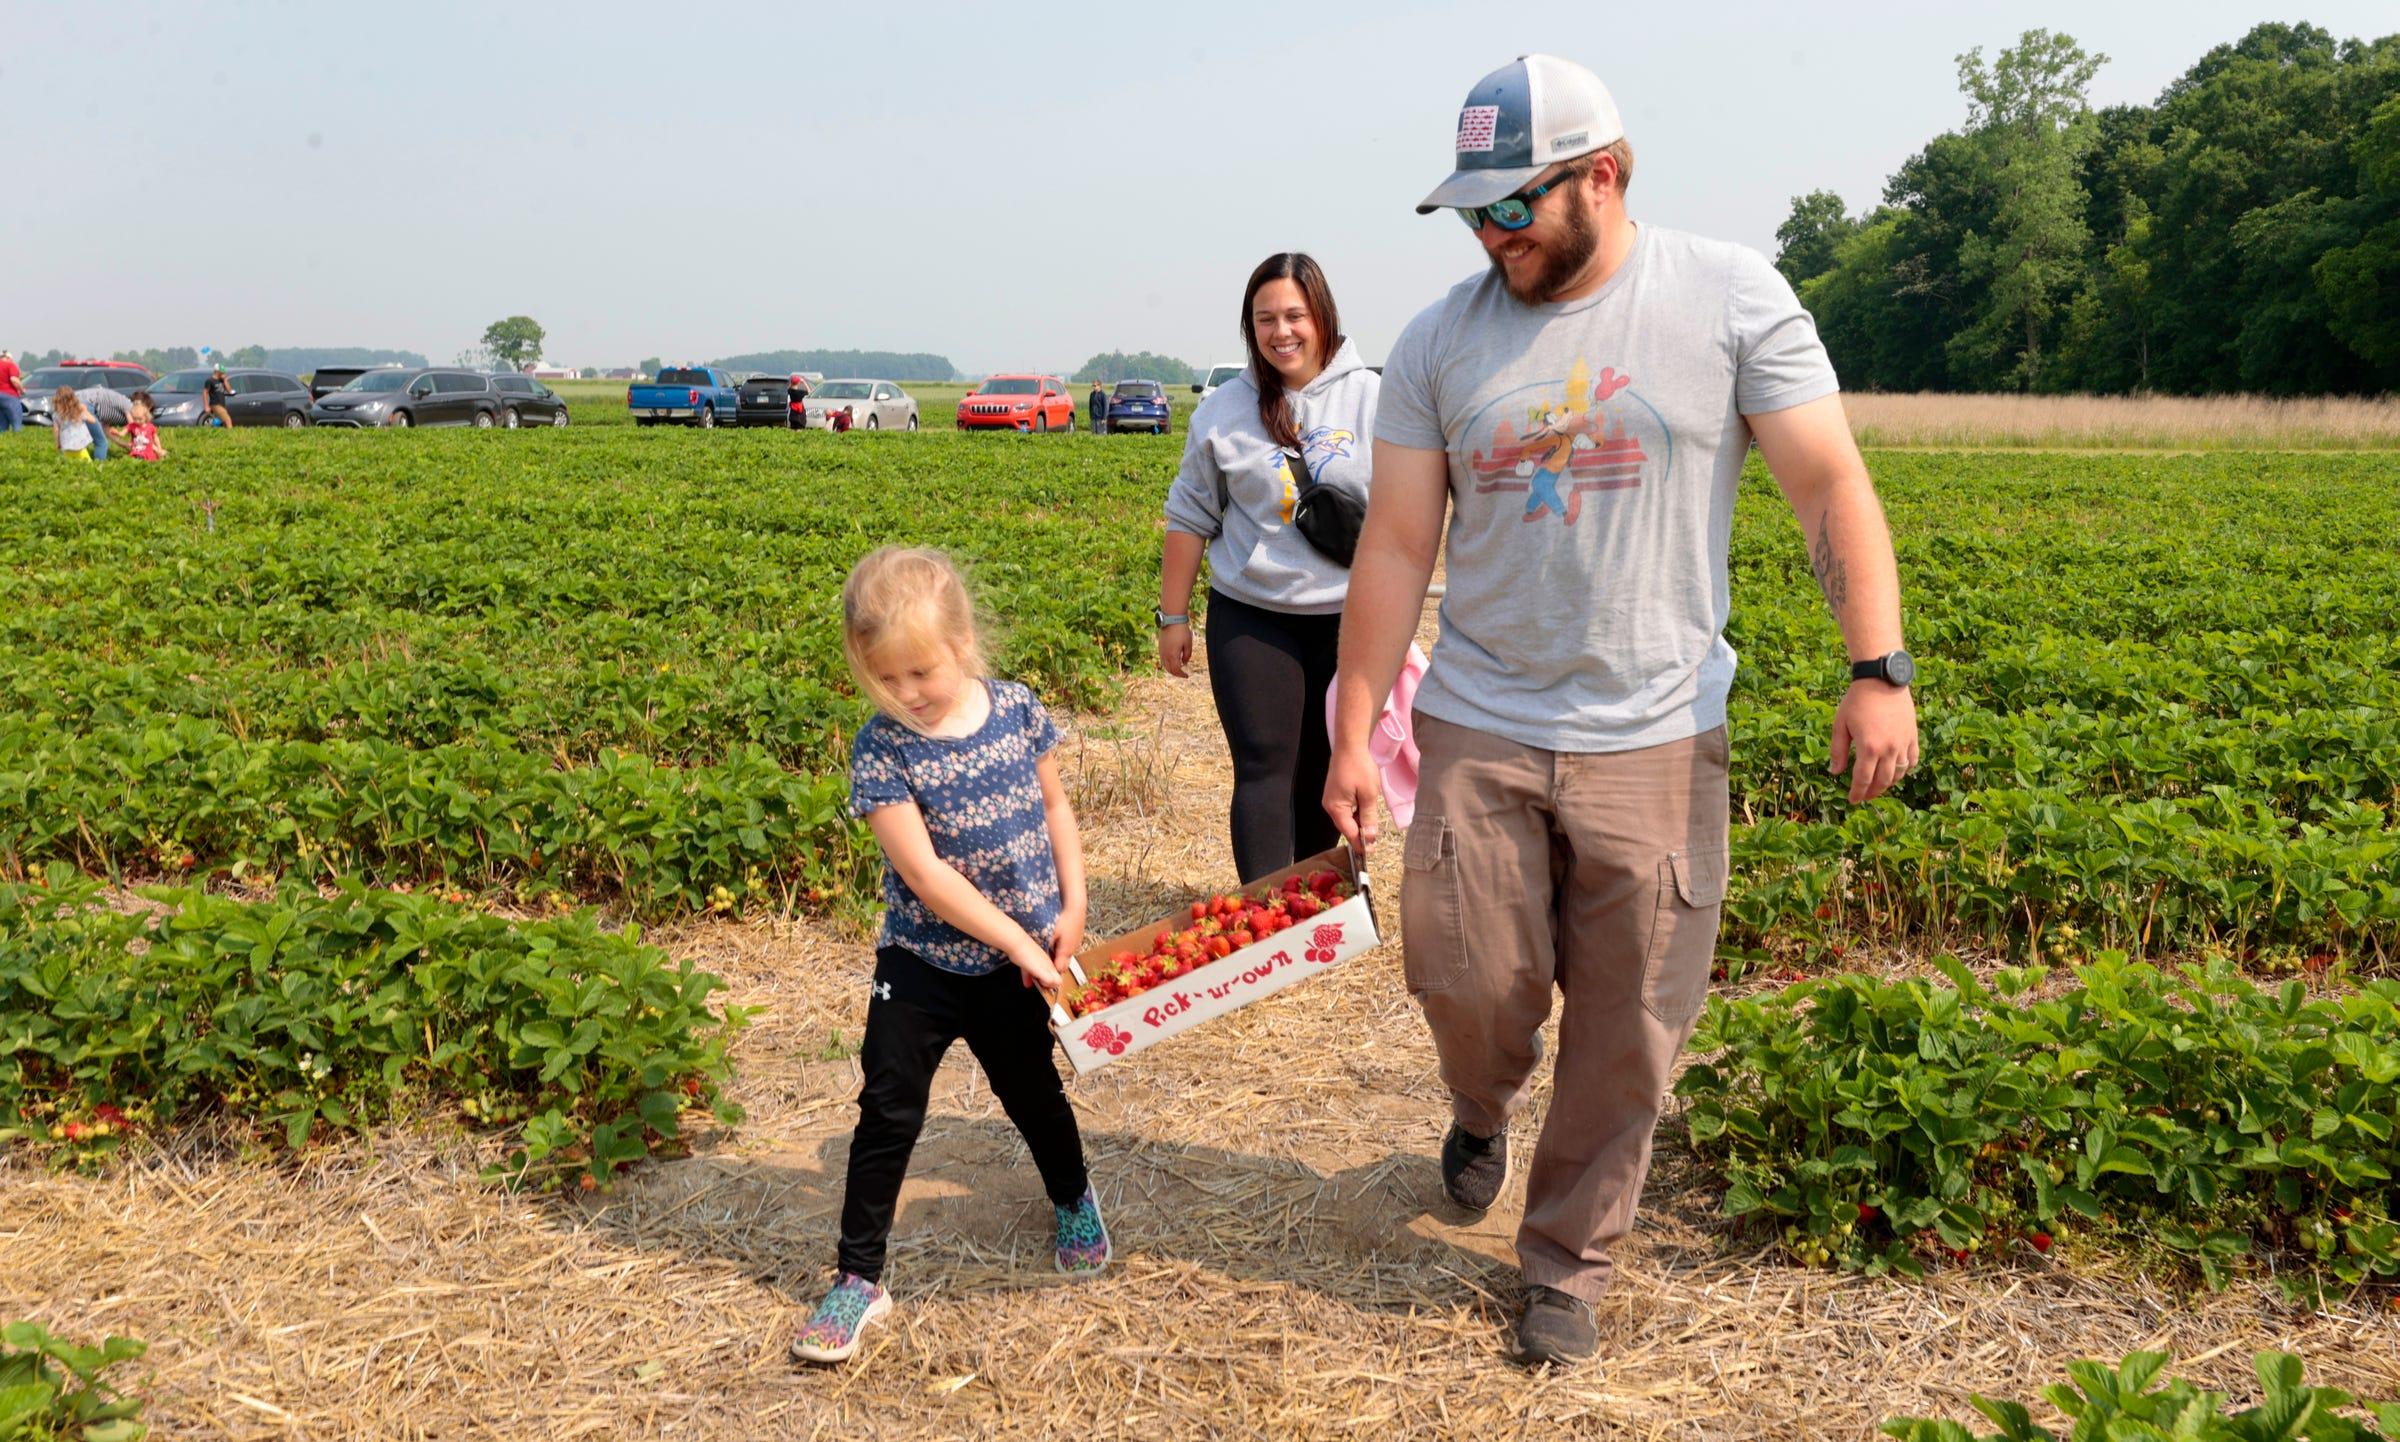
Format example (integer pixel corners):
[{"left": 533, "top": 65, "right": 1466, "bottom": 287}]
[
  {"left": 1051, "top": 906, "right": 1087, "bottom": 968},
  {"left": 1158, "top": 622, "right": 1192, "bottom": 678},
  {"left": 1011, "top": 938, "right": 1063, "bottom": 991}
]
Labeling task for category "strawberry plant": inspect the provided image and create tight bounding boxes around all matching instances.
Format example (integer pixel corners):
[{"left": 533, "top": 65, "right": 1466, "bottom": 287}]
[
  {"left": 1882, "top": 1350, "right": 2400, "bottom": 1441},
  {"left": 1677, "top": 954, "right": 2400, "bottom": 1288},
  {"left": 0, "top": 1320, "right": 149, "bottom": 1440},
  {"left": 0, "top": 867, "right": 747, "bottom": 1189}
]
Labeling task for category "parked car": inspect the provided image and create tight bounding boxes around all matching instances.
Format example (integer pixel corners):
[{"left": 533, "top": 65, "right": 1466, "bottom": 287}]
[
  {"left": 735, "top": 374, "right": 802, "bottom": 427},
  {"left": 956, "top": 374, "right": 1075, "bottom": 433},
  {"left": 1192, "top": 361, "right": 1245, "bottom": 400},
  {"left": 490, "top": 374, "right": 569, "bottom": 428},
  {"left": 309, "top": 368, "right": 505, "bottom": 428},
  {"left": 1103, "top": 379, "right": 1172, "bottom": 436},
  {"left": 20, "top": 360, "right": 153, "bottom": 424},
  {"left": 309, "top": 365, "right": 405, "bottom": 399},
  {"left": 806, "top": 379, "right": 918, "bottom": 431},
  {"left": 627, "top": 366, "right": 741, "bottom": 427},
  {"left": 145, "top": 367, "right": 314, "bottom": 427}
]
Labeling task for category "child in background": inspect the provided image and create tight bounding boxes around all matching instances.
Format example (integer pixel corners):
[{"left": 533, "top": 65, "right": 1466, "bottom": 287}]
[
  {"left": 125, "top": 392, "right": 166, "bottom": 461},
  {"left": 52, "top": 388, "right": 93, "bottom": 461},
  {"left": 792, "top": 546, "right": 1108, "bottom": 1366}
]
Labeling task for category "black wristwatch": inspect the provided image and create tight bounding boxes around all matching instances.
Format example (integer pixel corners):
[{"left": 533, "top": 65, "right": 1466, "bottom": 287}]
[{"left": 1850, "top": 650, "right": 1915, "bottom": 687}]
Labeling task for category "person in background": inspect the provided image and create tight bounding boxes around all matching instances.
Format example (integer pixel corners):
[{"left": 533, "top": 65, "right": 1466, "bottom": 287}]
[
  {"left": 75, "top": 386, "right": 136, "bottom": 462},
  {"left": 202, "top": 367, "right": 235, "bottom": 428},
  {"left": 51, "top": 389, "right": 94, "bottom": 461},
  {"left": 788, "top": 373, "right": 812, "bottom": 431},
  {"left": 1160, "top": 252, "right": 1380, "bottom": 882},
  {"left": 125, "top": 392, "right": 166, "bottom": 461},
  {"left": 0, "top": 349, "right": 24, "bottom": 433},
  {"left": 1088, "top": 379, "right": 1107, "bottom": 435}
]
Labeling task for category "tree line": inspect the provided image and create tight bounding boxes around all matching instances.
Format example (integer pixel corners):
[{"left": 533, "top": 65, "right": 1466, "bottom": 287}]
[
  {"left": 1073, "top": 351, "right": 1197, "bottom": 384},
  {"left": 709, "top": 350, "right": 957, "bottom": 382},
  {"left": 21, "top": 346, "right": 429, "bottom": 375},
  {"left": 1777, "top": 23, "right": 2398, "bottom": 395}
]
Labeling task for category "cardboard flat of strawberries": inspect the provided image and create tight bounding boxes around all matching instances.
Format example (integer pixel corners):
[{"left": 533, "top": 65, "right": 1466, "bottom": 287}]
[{"left": 1046, "top": 843, "right": 1380, "bottom": 1075}]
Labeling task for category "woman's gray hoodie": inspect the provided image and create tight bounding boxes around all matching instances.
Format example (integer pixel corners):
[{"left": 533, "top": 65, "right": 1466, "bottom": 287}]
[{"left": 1162, "top": 338, "right": 1378, "bottom": 616}]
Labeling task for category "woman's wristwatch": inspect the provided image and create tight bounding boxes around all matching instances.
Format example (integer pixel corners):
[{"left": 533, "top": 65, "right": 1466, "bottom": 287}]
[{"left": 1155, "top": 608, "right": 1189, "bottom": 628}]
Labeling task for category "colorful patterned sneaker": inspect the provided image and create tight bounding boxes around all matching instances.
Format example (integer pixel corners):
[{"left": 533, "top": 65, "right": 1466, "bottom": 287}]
[
  {"left": 1054, "top": 1186, "right": 1111, "bottom": 1278},
  {"left": 790, "top": 1271, "right": 891, "bottom": 1364}
]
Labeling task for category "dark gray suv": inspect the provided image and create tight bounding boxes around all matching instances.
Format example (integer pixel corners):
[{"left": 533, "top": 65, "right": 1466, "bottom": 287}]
[
  {"left": 148, "top": 368, "right": 315, "bottom": 427},
  {"left": 309, "top": 368, "right": 505, "bottom": 428}
]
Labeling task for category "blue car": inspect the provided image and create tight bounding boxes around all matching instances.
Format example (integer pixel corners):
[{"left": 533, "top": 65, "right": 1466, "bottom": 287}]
[{"left": 1103, "top": 379, "right": 1172, "bottom": 436}]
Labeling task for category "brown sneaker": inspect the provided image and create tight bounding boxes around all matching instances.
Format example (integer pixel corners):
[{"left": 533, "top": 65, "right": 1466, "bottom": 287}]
[
  {"left": 1515, "top": 1285, "right": 1598, "bottom": 1368},
  {"left": 1439, "top": 1121, "right": 1509, "bottom": 1211}
]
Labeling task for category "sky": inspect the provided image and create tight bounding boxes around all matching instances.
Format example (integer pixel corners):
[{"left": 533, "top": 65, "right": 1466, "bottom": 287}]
[{"left": 5, "top": 1, "right": 2392, "bottom": 378}]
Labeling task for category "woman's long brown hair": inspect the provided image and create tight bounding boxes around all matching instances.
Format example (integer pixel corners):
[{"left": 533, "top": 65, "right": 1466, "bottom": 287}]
[{"left": 1240, "top": 253, "right": 1343, "bottom": 452}]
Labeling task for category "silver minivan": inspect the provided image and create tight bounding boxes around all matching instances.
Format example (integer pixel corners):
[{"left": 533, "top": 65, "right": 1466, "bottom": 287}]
[{"left": 309, "top": 368, "right": 505, "bottom": 428}]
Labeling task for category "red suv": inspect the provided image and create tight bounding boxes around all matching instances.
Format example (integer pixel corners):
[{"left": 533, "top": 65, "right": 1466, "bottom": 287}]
[
  {"left": 21, "top": 359, "right": 155, "bottom": 424},
  {"left": 956, "top": 374, "right": 1077, "bottom": 432}
]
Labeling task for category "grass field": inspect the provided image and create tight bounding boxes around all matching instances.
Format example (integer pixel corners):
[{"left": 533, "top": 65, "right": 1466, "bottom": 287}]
[{"left": 1, "top": 420, "right": 2394, "bottom": 1438}]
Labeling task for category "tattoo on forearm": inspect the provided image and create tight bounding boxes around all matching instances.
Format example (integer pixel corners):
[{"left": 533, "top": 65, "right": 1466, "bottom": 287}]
[{"left": 1811, "top": 510, "right": 1849, "bottom": 613}]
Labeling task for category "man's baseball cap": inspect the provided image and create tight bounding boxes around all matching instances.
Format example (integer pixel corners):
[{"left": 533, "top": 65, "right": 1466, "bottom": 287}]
[{"left": 1416, "top": 54, "right": 1624, "bottom": 215}]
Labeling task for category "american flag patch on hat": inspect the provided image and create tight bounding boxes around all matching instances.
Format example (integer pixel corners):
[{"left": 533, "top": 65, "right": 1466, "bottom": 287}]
[{"left": 1456, "top": 105, "right": 1499, "bottom": 153}]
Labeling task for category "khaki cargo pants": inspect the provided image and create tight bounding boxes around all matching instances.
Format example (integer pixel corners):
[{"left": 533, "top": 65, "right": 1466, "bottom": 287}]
[{"left": 1401, "top": 713, "right": 1729, "bottom": 1303}]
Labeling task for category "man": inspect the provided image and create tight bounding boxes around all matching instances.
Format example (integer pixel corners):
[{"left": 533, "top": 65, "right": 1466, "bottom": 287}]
[
  {"left": 1088, "top": 379, "right": 1108, "bottom": 435},
  {"left": 203, "top": 367, "right": 235, "bottom": 428},
  {"left": 0, "top": 349, "right": 22, "bottom": 433},
  {"left": 74, "top": 386, "right": 136, "bottom": 461},
  {"left": 1323, "top": 54, "right": 1917, "bottom": 1370}
]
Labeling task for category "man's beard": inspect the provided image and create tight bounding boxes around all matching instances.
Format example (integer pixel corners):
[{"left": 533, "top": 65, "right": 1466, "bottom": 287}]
[{"left": 1491, "top": 192, "right": 1600, "bottom": 304}]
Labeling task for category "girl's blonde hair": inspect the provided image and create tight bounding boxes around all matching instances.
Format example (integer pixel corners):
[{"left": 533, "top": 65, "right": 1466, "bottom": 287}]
[
  {"left": 52, "top": 388, "right": 88, "bottom": 424},
  {"left": 841, "top": 547, "right": 988, "bottom": 731}
]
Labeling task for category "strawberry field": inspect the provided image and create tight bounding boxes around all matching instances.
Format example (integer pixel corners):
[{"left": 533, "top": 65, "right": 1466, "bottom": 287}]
[{"left": 2, "top": 426, "right": 2396, "bottom": 1435}]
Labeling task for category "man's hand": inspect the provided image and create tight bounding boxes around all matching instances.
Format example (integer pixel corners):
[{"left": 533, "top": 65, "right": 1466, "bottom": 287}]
[
  {"left": 1158, "top": 622, "right": 1192, "bottom": 678},
  {"left": 1830, "top": 682, "right": 1919, "bottom": 803},
  {"left": 1323, "top": 741, "right": 1386, "bottom": 852}
]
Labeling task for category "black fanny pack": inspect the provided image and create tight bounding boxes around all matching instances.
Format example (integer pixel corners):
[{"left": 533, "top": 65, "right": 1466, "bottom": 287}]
[{"left": 1286, "top": 444, "right": 1364, "bottom": 568}]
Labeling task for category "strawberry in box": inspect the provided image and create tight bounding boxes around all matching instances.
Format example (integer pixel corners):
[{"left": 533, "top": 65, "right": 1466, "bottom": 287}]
[{"left": 1046, "top": 844, "right": 1380, "bottom": 1074}]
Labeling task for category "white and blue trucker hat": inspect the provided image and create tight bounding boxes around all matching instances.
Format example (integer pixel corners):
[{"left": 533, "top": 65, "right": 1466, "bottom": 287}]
[{"left": 1416, "top": 54, "right": 1624, "bottom": 214}]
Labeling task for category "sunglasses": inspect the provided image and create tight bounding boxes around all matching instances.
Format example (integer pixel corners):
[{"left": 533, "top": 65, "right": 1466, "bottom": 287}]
[{"left": 1455, "top": 172, "right": 1570, "bottom": 232}]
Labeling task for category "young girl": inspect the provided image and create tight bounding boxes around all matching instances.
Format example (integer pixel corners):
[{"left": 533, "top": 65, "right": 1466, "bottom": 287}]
[
  {"left": 125, "top": 392, "right": 166, "bottom": 461},
  {"left": 52, "top": 388, "right": 94, "bottom": 461},
  {"left": 793, "top": 546, "right": 1108, "bottom": 1365}
]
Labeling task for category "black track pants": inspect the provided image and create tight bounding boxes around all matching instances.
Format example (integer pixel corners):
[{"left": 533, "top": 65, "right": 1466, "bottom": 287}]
[{"left": 836, "top": 946, "right": 1089, "bottom": 1282}]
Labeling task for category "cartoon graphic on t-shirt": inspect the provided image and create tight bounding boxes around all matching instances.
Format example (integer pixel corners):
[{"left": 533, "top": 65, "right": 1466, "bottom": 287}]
[
  {"left": 1277, "top": 424, "right": 1359, "bottom": 523},
  {"left": 1465, "top": 361, "right": 1658, "bottom": 526}
]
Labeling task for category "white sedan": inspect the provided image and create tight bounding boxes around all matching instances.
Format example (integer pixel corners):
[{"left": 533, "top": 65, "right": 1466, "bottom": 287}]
[{"left": 804, "top": 379, "right": 919, "bottom": 431}]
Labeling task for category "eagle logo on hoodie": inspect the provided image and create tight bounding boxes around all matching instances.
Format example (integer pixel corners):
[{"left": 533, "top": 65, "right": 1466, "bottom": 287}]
[{"left": 1277, "top": 425, "right": 1359, "bottom": 523}]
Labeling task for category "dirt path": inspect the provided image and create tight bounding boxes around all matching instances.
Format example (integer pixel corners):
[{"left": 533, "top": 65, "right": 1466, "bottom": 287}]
[{"left": 6, "top": 621, "right": 2395, "bottom": 1439}]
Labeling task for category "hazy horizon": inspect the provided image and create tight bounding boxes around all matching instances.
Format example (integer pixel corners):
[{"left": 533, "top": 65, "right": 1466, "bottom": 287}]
[{"left": 5, "top": 1, "right": 2391, "bottom": 379}]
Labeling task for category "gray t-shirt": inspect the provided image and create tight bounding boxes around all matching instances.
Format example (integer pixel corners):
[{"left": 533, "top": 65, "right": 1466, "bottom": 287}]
[
  {"left": 76, "top": 387, "right": 135, "bottom": 425},
  {"left": 1377, "top": 224, "right": 1838, "bottom": 753}
]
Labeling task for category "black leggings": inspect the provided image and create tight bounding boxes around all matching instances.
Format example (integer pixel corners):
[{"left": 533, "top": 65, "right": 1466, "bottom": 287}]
[
  {"left": 837, "top": 947, "right": 1089, "bottom": 1282},
  {"left": 1204, "top": 587, "right": 1343, "bottom": 883}
]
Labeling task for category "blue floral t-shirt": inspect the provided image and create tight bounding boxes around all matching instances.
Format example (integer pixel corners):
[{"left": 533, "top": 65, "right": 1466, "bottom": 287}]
[{"left": 847, "top": 679, "right": 1064, "bottom": 976}]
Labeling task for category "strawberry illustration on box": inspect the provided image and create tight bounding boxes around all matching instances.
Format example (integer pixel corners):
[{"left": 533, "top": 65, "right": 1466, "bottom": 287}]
[{"left": 1046, "top": 843, "right": 1381, "bottom": 1075}]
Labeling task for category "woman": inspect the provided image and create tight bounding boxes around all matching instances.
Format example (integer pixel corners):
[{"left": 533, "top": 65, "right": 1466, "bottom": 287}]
[{"left": 1160, "top": 253, "right": 1378, "bottom": 881}]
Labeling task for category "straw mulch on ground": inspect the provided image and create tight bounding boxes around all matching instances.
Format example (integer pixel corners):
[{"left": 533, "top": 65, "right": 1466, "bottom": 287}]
[{"left": 7, "top": 634, "right": 2396, "bottom": 1440}]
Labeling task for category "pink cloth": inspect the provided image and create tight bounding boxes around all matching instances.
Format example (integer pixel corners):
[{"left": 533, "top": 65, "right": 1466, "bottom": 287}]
[{"left": 1326, "top": 643, "right": 1429, "bottom": 829}]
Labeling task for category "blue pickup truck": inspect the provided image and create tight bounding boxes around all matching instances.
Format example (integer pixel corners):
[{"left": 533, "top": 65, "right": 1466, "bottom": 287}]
[{"left": 627, "top": 366, "right": 742, "bottom": 428}]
